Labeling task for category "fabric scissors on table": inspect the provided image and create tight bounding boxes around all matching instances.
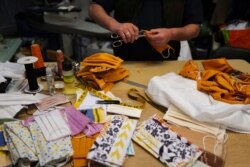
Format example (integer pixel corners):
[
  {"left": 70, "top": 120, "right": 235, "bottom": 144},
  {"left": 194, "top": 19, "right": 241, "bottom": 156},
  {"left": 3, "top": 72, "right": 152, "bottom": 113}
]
[{"left": 111, "top": 30, "right": 146, "bottom": 47}]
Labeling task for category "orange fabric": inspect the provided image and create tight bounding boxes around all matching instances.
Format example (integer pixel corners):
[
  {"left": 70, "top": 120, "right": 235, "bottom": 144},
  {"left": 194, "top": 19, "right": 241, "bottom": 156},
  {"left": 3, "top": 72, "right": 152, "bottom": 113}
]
[
  {"left": 103, "top": 67, "right": 129, "bottom": 82},
  {"left": 77, "top": 71, "right": 106, "bottom": 90},
  {"left": 102, "top": 82, "right": 114, "bottom": 92},
  {"left": 198, "top": 70, "right": 250, "bottom": 104},
  {"left": 201, "top": 58, "right": 234, "bottom": 73},
  {"left": 144, "top": 30, "right": 174, "bottom": 56},
  {"left": 71, "top": 133, "right": 98, "bottom": 167},
  {"left": 77, "top": 53, "right": 128, "bottom": 91},
  {"left": 152, "top": 44, "right": 172, "bottom": 53},
  {"left": 82, "top": 52, "right": 123, "bottom": 69},
  {"left": 179, "top": 60, "right": 199, "bottom": 80},
  {"left": 179, "top": 59, "right": 250, "bottom": 104}
]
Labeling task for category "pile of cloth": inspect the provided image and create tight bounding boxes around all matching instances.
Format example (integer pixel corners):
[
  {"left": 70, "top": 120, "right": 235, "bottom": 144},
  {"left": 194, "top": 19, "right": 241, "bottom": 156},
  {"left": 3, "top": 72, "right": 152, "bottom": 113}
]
[
  {"left": 146, "top": 58, "right": 250, "bottom": 133},
  {"left": 76, "top": 53, "right": 129, "bottom": 91}
]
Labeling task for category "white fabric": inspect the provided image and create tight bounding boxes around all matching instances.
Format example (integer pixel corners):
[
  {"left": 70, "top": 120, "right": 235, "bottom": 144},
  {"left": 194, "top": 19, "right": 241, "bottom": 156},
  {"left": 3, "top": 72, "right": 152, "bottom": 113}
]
[
  {"left": 34, "top": 109, "right": 71, "bottom": 141},
  {"left": 178, "top": 41, "right": 192, "bottom": 60},
  {"left": 146, "top": 72, "right": 250, "bottom": 133},
  {"left": 0, "top": 105, "right": 24, "bottom": 118},
  {"left": 0, "top": 62, "right": 25, "bottom": 83},
  {"left": 0, "top": 94, "right": 40, "bottom": 105}
]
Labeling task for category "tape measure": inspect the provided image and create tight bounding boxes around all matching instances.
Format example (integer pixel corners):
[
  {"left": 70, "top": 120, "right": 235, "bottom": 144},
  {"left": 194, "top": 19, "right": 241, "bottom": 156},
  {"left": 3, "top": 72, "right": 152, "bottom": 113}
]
[{"left": 74, "top": 86, "right": 143, "bottom": 109}]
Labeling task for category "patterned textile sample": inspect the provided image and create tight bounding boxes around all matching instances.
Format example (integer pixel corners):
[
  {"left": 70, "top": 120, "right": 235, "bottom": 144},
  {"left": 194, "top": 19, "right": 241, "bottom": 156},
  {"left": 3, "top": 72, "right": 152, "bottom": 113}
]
[
  {"left": 133, "top": 115, "right": 202, "bottom": 167},
  {"left": 29, "top": 121, "right": 73, "bottom": 166},
  {"left": 87, "top": 115, "right": 137, "bottom": 167},
  {"left": 81, "top": 107, "right": 106, "bottom": 123},
  {"left": 3, "top": 121, "right": 38, "bottom": 164}
]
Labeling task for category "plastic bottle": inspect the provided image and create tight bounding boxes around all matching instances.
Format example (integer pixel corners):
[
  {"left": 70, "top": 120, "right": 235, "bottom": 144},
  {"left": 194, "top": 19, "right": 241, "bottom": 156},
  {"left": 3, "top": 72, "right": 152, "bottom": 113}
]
[
  {"left": 46, "top": 67, "right": 56, "bottom": 95},
  {"left": 56, "top": 50, "right": 64, "bottom": 77},
  {"left": 62, "top": 60, "right": 75, "bottom": 83}
]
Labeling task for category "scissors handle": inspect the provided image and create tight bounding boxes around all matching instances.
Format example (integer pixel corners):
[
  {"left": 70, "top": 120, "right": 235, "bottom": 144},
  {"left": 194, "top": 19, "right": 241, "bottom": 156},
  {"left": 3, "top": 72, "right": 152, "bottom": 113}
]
[
  {"left": 111, "top": 33, "right": 120, "bottom": 39},
  {"left": 112, "top": 39, "right": 123, "bottom": 47},
  {"left": 110, "top": 30, "right": 146, "bottom": 48}
]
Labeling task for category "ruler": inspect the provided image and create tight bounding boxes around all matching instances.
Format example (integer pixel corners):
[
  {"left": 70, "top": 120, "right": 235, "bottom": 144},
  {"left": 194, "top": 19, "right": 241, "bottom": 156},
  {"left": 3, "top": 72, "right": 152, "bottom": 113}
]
[{"left": 74, "top": 86, "right": 143, "bottom": 110}]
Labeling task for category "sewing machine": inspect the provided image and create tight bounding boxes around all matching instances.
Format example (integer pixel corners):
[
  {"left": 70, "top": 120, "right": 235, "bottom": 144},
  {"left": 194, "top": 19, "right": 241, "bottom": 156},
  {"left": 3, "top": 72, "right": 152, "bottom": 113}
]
[{"left": 0, "top": 35, "right": 22, "bottom": 62}]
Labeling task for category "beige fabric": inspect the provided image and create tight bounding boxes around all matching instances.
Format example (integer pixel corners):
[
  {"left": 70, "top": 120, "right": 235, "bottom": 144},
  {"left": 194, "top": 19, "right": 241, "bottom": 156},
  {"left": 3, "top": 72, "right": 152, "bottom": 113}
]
[{"left": 164, "top": 105, "right": 226, "bottom": 140}]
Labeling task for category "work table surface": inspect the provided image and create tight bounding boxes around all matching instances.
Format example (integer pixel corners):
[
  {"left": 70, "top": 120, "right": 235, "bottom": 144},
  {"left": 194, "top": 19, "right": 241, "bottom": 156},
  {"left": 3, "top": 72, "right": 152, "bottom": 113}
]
[{"left": 19, "top": 59, "right": 250, "bottom": 167}]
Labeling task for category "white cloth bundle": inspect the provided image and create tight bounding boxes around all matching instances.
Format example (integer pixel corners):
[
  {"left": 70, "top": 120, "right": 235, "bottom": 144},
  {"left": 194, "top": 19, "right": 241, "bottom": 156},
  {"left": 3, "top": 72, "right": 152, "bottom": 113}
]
[{"left": 146, "top": 72, "right": 250, "bottom": 133}]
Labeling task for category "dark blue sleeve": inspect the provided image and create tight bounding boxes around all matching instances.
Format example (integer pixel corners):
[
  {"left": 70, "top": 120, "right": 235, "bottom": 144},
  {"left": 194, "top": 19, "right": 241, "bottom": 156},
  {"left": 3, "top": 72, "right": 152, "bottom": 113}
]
[
  {"left": 183, "top": 0, "right": 203, "bottom": 25},
  {"left": 91, "top": 0, "right": 115, "bottom": 14}
]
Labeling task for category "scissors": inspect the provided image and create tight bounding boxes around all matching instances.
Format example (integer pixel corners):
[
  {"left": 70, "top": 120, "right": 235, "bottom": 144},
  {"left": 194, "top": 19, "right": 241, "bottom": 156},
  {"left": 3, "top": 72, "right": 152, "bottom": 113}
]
[{"left": 111, "top": 30, "right": 146, "bottom": 47}]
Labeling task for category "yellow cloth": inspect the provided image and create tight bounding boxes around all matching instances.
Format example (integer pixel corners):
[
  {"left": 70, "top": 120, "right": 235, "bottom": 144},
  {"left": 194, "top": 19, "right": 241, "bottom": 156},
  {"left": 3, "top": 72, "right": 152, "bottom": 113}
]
[
  {"left": 180, "top": 58, "right": 250, "bottom": 104},
  {"left": 179, "top": 60, "right": 199, "bottom": 80},
  {"left": 77, "top": 53, "right": 129, "bottom": 91},
  {"left": 201, "top": 58, "right": 234, "bottom": 73}
]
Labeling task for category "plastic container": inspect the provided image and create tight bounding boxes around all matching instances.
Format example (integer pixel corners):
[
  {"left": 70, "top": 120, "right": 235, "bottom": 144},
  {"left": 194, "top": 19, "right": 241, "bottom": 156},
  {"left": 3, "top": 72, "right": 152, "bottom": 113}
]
[{"left": 62, "top": 60, "right": 75, "bottom": 83}]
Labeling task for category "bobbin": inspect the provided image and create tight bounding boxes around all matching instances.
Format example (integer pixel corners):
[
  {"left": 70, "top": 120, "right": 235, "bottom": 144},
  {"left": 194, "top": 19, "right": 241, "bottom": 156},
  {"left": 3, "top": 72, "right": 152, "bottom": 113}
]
[{"left": 17, "top": 56, "right": 42, "bottom": 93}]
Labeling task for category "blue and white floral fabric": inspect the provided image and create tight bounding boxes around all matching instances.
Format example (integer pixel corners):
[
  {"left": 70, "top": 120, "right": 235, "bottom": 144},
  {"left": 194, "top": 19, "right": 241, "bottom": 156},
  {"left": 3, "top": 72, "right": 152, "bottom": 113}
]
[{"left": 133, "top": 115, "right": 203, "bottom": 167}]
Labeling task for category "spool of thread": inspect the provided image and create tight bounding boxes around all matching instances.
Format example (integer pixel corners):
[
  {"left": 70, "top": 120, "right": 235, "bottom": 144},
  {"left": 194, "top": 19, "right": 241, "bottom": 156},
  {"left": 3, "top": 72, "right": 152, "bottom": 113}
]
[
  {"left": 17, "top": 56, "right": 40, "bottom": 93},
  {"left": 31, "top": 44, "right": 45, "bottom": 69},
  {"left": 56, "top": 50, "right": 64, "bottom": 77}
]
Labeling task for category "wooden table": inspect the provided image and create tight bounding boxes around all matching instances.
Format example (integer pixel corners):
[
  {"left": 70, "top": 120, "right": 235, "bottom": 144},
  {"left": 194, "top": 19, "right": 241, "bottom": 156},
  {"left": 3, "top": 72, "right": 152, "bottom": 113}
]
[
  {"left": 110, "top": 59, "right": 250, "bottom": 167},
  {"left": 23, "top": 59, "right": 250, "bottom": 167}
]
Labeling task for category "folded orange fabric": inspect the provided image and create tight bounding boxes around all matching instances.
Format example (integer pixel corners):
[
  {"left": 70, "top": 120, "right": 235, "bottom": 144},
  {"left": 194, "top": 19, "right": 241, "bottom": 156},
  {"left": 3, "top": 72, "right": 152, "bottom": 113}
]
[
  {"left": 201, "top": 58, "right": 234, "bottom": 73},
  {"left": 71, "top": 133, "right": 98, "bottom": 167},
  {"left": 103, "top": 67, "right": 129, "bottom": 82},
  {"left": 179, "top": 60, "right": 199, "bottom": 80},
  {"left": 76, "top": 53, "right": 129, "bottom": 91},
  {"left": 180, "top": 58, "right": 250, "bottom": 104}
]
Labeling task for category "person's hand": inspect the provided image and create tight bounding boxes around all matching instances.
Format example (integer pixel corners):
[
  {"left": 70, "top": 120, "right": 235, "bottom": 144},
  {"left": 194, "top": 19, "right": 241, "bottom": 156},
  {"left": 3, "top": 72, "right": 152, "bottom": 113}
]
[
  {"left": 145, "top": 28, "right": 172, "bottom": 47},
  {"left": 111, "top": 23, "right": 139, "bottom": 44}
]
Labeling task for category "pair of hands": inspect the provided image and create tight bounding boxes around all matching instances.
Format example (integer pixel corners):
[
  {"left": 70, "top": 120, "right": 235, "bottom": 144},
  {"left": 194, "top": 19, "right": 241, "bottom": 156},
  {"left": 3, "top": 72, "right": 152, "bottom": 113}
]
[{"left": 111, "top": 23, "right": 173, "bottom": 47}]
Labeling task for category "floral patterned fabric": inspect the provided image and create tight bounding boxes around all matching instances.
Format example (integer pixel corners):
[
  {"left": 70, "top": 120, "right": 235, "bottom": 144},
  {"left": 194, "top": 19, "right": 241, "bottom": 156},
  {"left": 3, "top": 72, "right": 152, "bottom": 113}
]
[
  {"left": 133, "top": 115, "right": 203, "bottom": 167},
  {"left": 29, "top": 121, "right": 73, "bottom": 166},
  {"left": 87, "top": 115, "right": 137, "bottom": 167},
  {"left": 3, "top": 121, "right": 38, "bottom": 164}
]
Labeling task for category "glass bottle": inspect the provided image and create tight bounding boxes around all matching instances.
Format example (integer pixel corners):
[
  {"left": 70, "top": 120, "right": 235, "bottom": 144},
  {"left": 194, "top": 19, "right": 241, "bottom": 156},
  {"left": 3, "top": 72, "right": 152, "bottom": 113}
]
[{"left": 46, "top": 67, "right": 56, "bottom": 95}]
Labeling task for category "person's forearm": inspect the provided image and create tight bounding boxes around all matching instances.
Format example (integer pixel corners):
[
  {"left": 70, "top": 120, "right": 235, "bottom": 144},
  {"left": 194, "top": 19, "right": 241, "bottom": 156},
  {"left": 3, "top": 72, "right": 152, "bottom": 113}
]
[
  {"left": 89, "top": 3, "right": 119, "bottom": 32},
  {"left": 169, "top": 24, "right": 200, "bottom": 41}
]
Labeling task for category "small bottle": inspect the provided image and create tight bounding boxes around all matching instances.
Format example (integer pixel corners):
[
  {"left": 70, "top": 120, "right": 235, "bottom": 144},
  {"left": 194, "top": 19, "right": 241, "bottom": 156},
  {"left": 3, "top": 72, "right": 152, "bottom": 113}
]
[
  {"left": 62, "top": 60, "right": 75, "bottom": 83},
  {"left": 46, "top": 67, "right": 56, "bottom": 95},
  {"left": 56, "top": 50, "right": 64, "bottom": 77}
]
